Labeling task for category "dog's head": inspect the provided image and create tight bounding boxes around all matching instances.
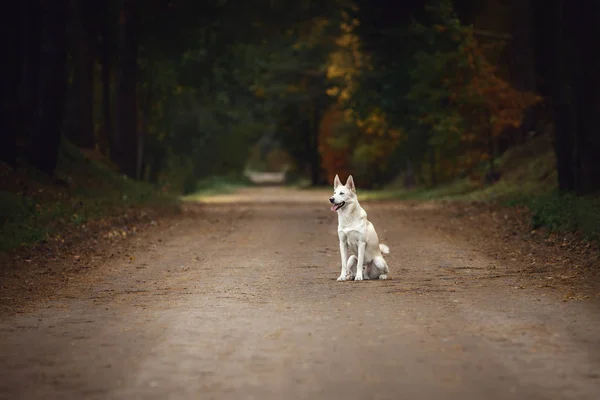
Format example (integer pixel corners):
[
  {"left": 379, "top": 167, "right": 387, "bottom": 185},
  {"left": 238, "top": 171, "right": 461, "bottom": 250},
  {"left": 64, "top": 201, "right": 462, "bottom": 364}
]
[{"left": 329, "top": 174, "right": 356, "bottom": 212}]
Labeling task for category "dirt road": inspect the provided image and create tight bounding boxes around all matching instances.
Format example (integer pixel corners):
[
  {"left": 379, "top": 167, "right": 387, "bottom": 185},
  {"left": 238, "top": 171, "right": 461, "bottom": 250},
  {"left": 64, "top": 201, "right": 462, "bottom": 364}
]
[{"left": 1, "top": 187, "right": 599, "bottom": 399}]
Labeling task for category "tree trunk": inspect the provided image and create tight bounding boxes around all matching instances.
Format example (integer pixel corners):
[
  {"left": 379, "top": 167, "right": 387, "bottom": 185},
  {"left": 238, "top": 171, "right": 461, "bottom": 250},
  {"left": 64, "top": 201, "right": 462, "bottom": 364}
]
[
  {"left": 545, "top": 0, "right": 575, "bottom": 192},
  {"left": 574, "top": 0, "right": 600, "bottom": 194},
  {"left": 114, "top": 0, "right": 138, "bottom": 178},
  {"left": 403, "top": 160, "right": 415, "bottom": 188},
  {"left": 21, "top": 0, "right": 43, "bottom": 150},
  {"left": 546, "top": 0, "right": 600, "bottom": 195},
  {"left": 28, "top": 0, "right": 69, "bottom": 175},
  {"left": 485, "top": 121, "right": 501, "bottom": 184},
  {"left": 0, "top": 0, "right": 26, "bottom": 166},
  {"left": 308, "top": 105, "right": 323, "bottom": 186},
  {"left": 65, "top": 0, "right": 95, "bottom": 148},
  {"left": 511, "top": 0, "right": 537, "bottom": 144},
  {"left": 100, "top": 1, "right": 115, "bottom": 157},
  {"left": 136, "top": 84, "right": 153, "bottom": 180},
  {"left": 146, "top": 133, "right": 165, "bottom": 184},
  {"left": 136, "top": 124, "right": 144, "bottom": 180},
  {"left": 429, "top": 147, "right": 437, "bottom": 186},
  {"left": 148, "top": 152, "right": 164, "bottom": 184},
  {"left": 488, "top": 134, "right": 495, "bottom": 177}
]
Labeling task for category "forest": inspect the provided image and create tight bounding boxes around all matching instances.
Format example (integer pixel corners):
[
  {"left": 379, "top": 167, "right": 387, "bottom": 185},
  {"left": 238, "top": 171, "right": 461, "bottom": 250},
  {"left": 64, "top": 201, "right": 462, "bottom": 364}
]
[
  {"left": 3, "top": 2, "right": 600, "bottom": 396},
  {"left": 1, "top": 0, "right": 599, "bottom": 196}
]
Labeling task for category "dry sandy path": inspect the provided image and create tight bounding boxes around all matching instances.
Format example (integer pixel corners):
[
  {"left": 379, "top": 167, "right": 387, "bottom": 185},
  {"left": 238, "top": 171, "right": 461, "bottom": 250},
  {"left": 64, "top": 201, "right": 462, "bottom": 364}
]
[{"left": 1, "top": 187, "right": 599, "bottom": 399}]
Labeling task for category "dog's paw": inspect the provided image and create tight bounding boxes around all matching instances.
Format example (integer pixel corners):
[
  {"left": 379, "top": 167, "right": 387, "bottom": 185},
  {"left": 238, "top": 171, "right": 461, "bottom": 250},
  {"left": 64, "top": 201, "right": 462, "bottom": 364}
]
[
  {"left": 379, "top": 274, "right": 388, "bottom": 280},
  {"left": 354, "top": 274, "right": 364, "bottom": 281},
  {"left": 337, "top": 275, "right": 348, "bottom": 281}
]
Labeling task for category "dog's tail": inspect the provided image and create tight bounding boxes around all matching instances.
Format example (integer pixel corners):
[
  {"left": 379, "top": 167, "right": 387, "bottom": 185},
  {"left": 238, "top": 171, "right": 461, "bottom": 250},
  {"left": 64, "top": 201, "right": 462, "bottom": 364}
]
[{"left": 379, "top": 243, "right": 390, "bottom": 254}]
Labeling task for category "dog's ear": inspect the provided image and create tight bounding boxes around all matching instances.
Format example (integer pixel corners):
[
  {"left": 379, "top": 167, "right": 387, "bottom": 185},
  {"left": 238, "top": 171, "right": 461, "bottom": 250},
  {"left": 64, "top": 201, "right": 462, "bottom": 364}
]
[
  {"left": 345, "top": 175, "right": 356, "bottom": 192},
  {"left": 333, "top": 174, "right": 342, "bottom": 189}
]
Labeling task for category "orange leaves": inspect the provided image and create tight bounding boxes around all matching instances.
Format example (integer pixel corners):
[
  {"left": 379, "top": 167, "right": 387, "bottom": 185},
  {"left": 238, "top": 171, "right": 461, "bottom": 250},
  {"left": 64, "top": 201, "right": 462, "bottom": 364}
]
[
  {"left": 320, "top": 9, "right": 402, "bottom": 181},
  {"left": 358, "top": 109, "right": 396, "bottom": 140},
  {"left": 285, "top": 85, "right": 301, "bottom": 93},
  {"left": 415, "top": 21, "right": 545, "bottom": 173},
  {"left": 389, "top": 129, "right": 402, "bottom": 140},
  {"left": 443, "top": 30, "right": 542, "bottom": 144},
  {"left": 318, "top": 105, "right": 401, "bottom": 183},
  {"left": 254, "top": 87, "right": 265, "bottom": 98},
  {"left": 326, "top": 8, "right": 369, "bottom": 105},
  {"left": 318, "top": 107, "right": 351, "bottom": 181}
]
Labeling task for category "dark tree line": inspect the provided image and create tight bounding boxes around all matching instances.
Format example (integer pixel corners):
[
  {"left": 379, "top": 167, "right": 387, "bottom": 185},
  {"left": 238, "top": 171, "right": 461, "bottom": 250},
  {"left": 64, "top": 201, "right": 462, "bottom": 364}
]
[
  {"left": 349, "top": 0, "right": 600, "bottom": 195},
  {"left": 1, "top": 0, "right": 598, "bottom": 196},
  {"left": 1, "top": 0, "right": 138, "bottom": 177},
  {"left": 1, "top": 0, "right": 226, "bottom": 182},
  {"left": 504, "top": 0, "right": 600, "bottom": 195},
  {"left": 541, "top": 0, "right": 600, "bottom": 195},
  {"left": 1, "top": 0, "right": 343, "bottom": 188},
  {"left": 2, "top": 0, "right": 69, "bottom": 174}
]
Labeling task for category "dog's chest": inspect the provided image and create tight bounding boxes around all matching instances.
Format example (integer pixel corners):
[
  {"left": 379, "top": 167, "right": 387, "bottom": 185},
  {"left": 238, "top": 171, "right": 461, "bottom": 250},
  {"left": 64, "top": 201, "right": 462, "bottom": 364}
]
[
  {"left": 342, "top": 230, "right": 362, "bottom": 253},
  {"left": 337, "top": 208, "right": 367, "bottom": 254},
  {"left": 338, "top": 223, "right": 364, "bottom": 254}
]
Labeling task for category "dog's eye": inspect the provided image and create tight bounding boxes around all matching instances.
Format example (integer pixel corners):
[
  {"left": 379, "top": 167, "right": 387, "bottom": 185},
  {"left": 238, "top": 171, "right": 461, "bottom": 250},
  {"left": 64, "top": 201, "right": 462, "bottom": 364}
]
[{"left": 339, "top": 192, "right": 344, "bottom": 195}]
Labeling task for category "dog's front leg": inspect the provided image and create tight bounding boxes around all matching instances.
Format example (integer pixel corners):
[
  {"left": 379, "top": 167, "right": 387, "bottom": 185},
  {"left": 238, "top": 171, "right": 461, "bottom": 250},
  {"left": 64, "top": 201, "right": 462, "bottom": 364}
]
[
  {"left": 337, "top": 239, "right": 349, "bottom": 281},
  {"left": 354, "top": 241, "right": 366, "bottom": 281}
]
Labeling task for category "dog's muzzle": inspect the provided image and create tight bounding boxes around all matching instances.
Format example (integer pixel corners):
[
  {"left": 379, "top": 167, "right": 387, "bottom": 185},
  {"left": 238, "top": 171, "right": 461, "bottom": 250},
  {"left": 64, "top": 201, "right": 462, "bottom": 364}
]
[{"left": 330, "top": 201, "right": 345, "bottom": 211}]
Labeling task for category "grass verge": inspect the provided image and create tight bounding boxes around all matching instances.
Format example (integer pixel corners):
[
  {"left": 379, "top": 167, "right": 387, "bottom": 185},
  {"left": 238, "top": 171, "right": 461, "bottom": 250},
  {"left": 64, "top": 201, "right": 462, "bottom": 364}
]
[
  {"left": 361, "top": 135, "right": 600, "bottom": 240},
  {"left": 181, "top": 174, "right": 254, "bottom": 201},
  {"left": 0, "top": 141, "right": 178, "bottom": 252},
  {"left": 509, "top": 194, "right": 600, "bottom": 240}
]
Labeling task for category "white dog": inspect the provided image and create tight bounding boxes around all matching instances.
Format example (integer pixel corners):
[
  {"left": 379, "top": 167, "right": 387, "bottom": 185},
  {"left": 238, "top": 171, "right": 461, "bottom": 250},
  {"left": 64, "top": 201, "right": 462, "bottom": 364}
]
[{"left": 329, "top": 174, "right": 390, "bottom": 281}]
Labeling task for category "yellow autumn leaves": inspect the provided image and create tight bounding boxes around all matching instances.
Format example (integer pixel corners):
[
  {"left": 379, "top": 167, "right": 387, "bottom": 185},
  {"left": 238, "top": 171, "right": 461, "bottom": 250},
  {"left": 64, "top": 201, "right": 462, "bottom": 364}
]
[{"left": 325, "top": 9, "right": 400, "bottom": 142}]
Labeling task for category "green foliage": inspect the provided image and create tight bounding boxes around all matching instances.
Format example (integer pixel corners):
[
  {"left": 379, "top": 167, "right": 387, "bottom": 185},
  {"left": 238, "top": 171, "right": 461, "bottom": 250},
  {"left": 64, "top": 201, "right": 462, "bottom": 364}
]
[
  {"left": 333, "top": 0, "right": 541, "bottom": 188},
  {"left": 360, "top": 134, "right": 599, "bottom": 240},
  {"left": 386, "top": 1, "right": 468, "bottom": 180},
  {"left": 146, "top": 2, "right": 348, "bottom": 186},
  {"left": 320, "top": 0, "right": 471, "bottom": 187},
  {"left": 183, "top": 174, "right": 254, "bottom": 198},
  {"left": 0, "top": 141, "right": 177, "bottom": 252},
  {"left": 524, "top": 195, "right": 600, "bottom": 239},
  {"left": 0, "top": 191, "right": 48, "bottom": 251},
  {"left": 363, "top": 183, "right": 600, "bottom": 240},
  {"left": 360, "top": 179, "right": 478, "bottom": 202}
]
